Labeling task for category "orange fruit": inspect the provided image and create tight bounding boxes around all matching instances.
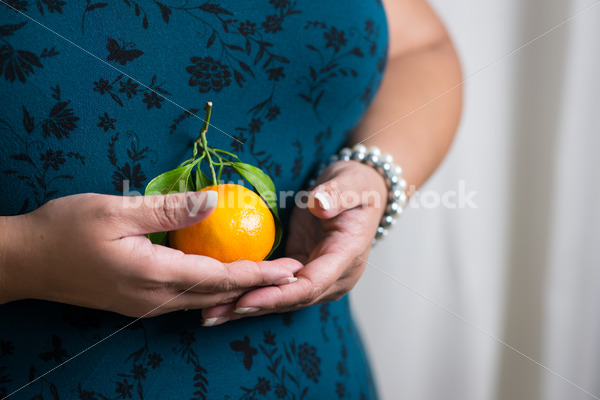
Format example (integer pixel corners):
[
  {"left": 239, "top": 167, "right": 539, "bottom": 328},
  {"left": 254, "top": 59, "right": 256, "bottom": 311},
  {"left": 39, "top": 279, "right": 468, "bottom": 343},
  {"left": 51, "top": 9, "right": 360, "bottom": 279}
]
[{"left": 169, "top": 184, "right": 275, "bottom": 263}]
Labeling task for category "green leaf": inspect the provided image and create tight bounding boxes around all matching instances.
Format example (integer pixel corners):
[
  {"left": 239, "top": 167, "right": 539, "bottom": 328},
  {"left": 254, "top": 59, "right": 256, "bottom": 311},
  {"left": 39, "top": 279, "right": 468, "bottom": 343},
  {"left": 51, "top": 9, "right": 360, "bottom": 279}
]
[
  {"left": 231, "top": 162, "right": 277, "bottom": 215},
  {"left": 231, "top": 162, "right": 282, "bottom": 258},
  {"left": 147, "top": 231, "right": 168, "bottom": 245},
  {"left": 267, "top": 214, "right": 283, "bottom": 259},
  {"left": 144, "top": 163, "right": 195, "bottom": 244},
  {"left": 145, "top": 164, "right": 195, "bottom": 195},
  {"left": 186, "top": 173, "right": 195, "bottom": 192},
  {"left": 195, "top": 167, "right": 211, "bottom": 189}
]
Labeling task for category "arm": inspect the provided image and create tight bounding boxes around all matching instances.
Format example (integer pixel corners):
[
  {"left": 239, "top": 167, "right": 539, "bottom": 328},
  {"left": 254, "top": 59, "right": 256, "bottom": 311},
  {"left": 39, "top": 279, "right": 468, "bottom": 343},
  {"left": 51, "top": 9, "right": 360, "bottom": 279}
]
[
  {"left": 0, "top": 192, "right": 300, "bottom": 317},
  {"left": 354, "top": 0, "right": 463, "bottom": 190}
]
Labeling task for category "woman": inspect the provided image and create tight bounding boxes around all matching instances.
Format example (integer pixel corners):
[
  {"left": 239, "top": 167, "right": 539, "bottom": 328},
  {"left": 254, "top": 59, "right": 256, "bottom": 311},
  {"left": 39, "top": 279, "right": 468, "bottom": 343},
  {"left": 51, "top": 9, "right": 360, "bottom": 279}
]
[{"left": 0, "top": 0, "right": 461, "bottom": 398}]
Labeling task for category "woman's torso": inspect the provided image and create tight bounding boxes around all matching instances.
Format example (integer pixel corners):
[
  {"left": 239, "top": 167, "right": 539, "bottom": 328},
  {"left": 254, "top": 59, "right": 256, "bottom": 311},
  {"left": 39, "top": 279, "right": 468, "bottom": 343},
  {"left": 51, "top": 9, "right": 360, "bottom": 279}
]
[{"left": 0, "top": 0, "right": 388, "bottom": 398}]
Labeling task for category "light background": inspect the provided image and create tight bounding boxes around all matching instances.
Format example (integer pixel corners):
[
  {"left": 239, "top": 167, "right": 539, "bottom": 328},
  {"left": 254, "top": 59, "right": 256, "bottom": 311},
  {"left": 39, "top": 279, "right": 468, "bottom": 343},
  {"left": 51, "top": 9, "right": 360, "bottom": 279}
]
[{"left": 351, "top": 0, "right": 600, "bottom": 399}]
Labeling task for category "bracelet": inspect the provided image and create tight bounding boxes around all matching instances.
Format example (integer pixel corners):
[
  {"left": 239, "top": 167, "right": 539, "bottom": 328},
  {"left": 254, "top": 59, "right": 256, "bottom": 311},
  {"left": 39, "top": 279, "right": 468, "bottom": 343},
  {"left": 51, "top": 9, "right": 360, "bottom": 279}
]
[{"left": 308, "top": 144, "right": 408, "bottom": 246}]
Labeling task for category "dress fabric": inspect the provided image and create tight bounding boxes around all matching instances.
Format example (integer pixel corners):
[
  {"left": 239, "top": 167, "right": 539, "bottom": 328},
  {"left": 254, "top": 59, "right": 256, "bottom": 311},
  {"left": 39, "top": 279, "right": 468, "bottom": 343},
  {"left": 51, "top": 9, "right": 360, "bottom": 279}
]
[{"left": 0, "top": 0, "right": 388, "bottom": 399}]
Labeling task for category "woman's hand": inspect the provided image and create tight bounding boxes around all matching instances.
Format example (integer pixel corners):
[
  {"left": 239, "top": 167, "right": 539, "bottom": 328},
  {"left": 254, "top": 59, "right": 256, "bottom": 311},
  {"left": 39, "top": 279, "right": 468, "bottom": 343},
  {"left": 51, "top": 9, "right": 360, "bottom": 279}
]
[
  {"left": 200, "top": 0, "right": 463, "bottom": 326},
  {"left": 201, "top": 161, "right": 387, "bottom": 325},
  {"left": 0, "top": 191, "right": 302, "bottom": 317}
]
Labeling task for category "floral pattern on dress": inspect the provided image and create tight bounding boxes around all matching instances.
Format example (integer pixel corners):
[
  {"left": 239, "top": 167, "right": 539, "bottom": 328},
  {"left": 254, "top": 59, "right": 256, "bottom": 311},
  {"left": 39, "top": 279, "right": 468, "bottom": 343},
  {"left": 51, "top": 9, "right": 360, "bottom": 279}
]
[
  {"left": 1, "top": 85, "right": 84, "bottom": 212},
  {"left": 0, "top": 21, "right": 59, "bottom": 83},
  {"left": 0, "top": 0, "right": 387, "bottom": 398},
  {"left": 93, "top": 74, "right": 170, "bottom": 109}
]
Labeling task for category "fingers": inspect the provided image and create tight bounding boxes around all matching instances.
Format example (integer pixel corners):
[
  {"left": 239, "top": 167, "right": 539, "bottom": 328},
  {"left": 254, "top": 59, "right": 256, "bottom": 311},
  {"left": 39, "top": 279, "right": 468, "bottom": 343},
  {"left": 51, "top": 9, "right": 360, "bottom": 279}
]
[
  {"left": 206, "top": 253, "right": 346, "bottom": 322},
  {"left": 198, "top": 236, "right": 371, "bottom": 325},
  {"left": 120, "top": 254, "right": 303, "bottom": 317},
  {"left": 308, "top": 161, "right": 387, "bottom": 220},
  {"left": 107, "top": 242, "right": 302, "bottom": 317},
  {"left": 230, "top": 253, "right": 346, "bottom": 311},
  {"left": 170, "top": 290, "right": 247, "bottom": 313},
  {"left": 159, "top": 249, "right": 303, "bottom": 293},
  {"left": 114, "top": 191, "right": 218, "bottom": 236},
  {"left": 179, "top": 253, "right": 334, "bottom": 322},
  {"left": 201, "top": 303, "right": 237, "bottom": 326}
]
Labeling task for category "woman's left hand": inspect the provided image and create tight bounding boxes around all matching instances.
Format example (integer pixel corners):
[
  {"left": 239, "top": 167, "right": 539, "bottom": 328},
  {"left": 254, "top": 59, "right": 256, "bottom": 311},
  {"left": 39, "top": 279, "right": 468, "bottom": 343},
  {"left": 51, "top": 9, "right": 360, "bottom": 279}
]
[{"left": 201, "top": 160, "right": 388, "bottom": 326}]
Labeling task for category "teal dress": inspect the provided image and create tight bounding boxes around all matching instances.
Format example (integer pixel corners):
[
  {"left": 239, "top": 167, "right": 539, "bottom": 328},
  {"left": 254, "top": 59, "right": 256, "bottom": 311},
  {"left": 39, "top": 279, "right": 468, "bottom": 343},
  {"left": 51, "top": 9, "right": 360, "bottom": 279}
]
[{"left": 0, "top": 1, "right": 388, "bottom": 398}]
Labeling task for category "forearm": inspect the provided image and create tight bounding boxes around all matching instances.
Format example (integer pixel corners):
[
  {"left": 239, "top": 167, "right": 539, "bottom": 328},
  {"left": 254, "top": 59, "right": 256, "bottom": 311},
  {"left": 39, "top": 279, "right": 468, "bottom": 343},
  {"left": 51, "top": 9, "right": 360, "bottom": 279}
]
[
  {"left": 352, "top": 35, "right": 463, "bottom": 190},
  {"left": 0, "top": 215, "right": 23, "bottom": 303},
  {"left": 0, "top": 213, "right": 41, "bottom": 303}
]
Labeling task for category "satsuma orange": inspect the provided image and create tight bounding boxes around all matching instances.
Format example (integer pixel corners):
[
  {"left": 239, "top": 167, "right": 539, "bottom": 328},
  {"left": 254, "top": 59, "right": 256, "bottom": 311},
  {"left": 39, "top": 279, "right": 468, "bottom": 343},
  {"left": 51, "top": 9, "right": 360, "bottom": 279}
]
[{"left": 169, "top": 184, "right": 275, "bottom": 263}]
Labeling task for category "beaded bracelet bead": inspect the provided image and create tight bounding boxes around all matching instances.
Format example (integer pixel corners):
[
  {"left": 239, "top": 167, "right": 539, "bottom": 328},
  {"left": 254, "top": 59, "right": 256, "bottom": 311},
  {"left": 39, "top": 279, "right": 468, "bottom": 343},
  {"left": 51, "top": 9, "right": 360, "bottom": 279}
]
[{"left": 307, "top": 144, "right": 408, "bottom": 246}]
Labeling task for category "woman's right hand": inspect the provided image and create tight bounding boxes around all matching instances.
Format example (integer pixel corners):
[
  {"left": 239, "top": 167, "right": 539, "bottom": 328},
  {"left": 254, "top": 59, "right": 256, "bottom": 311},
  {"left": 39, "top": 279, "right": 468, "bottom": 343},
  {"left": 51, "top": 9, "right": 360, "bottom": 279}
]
[{"left": 0, "top": 191, "right": 301, "bottom": 317}]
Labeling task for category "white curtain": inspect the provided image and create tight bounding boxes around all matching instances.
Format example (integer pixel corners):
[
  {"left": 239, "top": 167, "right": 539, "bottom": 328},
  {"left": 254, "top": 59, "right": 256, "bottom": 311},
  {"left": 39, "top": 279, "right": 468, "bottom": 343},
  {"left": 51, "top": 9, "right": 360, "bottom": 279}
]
[{"left": 351, "top": 0, "right": 600, "bottom": 399}]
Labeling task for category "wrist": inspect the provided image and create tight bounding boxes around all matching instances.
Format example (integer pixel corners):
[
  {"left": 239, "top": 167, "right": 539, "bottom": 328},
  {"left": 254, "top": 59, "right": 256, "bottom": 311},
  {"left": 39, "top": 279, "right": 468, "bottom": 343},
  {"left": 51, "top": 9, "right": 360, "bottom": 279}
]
[
  {"left": 344, "top": 160, "right": 388, "bottom": 211},
  {"left": 310, "top": 144, "right": 408, "bottom": 244}
]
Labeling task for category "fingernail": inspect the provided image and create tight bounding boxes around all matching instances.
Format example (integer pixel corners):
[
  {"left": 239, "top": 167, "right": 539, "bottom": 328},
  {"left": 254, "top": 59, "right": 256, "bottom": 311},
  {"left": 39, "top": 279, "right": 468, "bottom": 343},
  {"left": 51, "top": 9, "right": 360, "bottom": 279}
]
[
  {"left": 274, "top": 277, "right": 297, "bottom": 285},
  {"left": 234, "top": 307, "right": 260, "bottom": 314},
  {"left": 314, "top": 192, "right": 331, "bottom": 211},
  {"left": 187, "top": 190, "right": 218, "bottom": 216},
  {"left": 202, "top": 316, "right": 229, "bottom": 327}
]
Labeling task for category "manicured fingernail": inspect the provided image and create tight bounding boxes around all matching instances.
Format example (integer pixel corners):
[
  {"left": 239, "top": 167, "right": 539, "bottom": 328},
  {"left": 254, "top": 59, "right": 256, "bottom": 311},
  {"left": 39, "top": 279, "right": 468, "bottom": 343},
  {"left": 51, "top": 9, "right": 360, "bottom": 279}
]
[
  {"left": 314, "top": 192, "right": 331, "bottom": 210},
  {"left": 202, "top": 316, "right": 229, "bottom": 327},
  {"left": 234, "top": 307, "right": 260, "bottom": 314},
  {"left": 274, "top": 277, "right": 297, "bottom": 285},
  {"left": 187, "top": 190, "right": 218, "bottom": 216}
]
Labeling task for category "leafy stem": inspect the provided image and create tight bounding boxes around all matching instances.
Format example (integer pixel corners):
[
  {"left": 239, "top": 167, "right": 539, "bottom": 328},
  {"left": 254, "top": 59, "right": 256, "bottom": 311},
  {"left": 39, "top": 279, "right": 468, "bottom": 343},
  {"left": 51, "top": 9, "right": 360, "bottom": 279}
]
[
  {"left": 211, "top": 148, "right": 241, "bottom": 161},
  {"left": 145, "top": 101, "right": 282, "bottom": 256},
  {"left": 196, "top": 102, "right": 217, "bottom": 186}
]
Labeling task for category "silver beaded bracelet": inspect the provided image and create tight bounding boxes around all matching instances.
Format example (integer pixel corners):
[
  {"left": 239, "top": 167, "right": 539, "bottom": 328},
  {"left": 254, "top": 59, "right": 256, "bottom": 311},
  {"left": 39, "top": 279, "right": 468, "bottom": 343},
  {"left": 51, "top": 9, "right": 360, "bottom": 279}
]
[{"left": 307, "top": 144, "right": 408, "bottom": 245}]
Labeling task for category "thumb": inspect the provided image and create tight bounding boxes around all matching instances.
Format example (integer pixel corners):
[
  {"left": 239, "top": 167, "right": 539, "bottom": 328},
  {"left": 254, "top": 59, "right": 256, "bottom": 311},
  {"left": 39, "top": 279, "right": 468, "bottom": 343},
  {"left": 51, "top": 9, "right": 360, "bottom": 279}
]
[
  {"left": 120, "top": 191, "right": 218, "bottom": 235},
  {"left": 308, "top": 182, "right": 358, "bottom": 220},
  {"left": 307, "top": 163, "right": 387, "bottom": 220}
]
